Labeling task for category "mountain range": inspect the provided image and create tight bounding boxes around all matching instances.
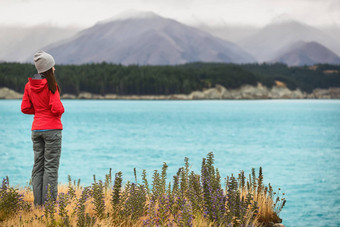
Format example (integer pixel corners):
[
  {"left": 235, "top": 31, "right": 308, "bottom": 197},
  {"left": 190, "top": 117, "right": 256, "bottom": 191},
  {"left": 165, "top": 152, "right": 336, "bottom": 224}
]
[
  {"left": 44, "top": 12, "right": 255, "bottom": 65},
  {"left": 198, "top": 21, "right": 340, "bottom": 60},
  {"left": 0, "top": 11, "right": 339, "bottom": 66},
  {"left": 241, "top": 21, "right": 340, "bottom": 63}
]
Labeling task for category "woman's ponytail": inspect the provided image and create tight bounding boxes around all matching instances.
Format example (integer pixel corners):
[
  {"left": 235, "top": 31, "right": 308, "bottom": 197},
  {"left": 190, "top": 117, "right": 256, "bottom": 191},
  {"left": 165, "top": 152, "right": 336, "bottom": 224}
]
[{"left": 41, "top": 68, "right": 59, "bottom": 94}]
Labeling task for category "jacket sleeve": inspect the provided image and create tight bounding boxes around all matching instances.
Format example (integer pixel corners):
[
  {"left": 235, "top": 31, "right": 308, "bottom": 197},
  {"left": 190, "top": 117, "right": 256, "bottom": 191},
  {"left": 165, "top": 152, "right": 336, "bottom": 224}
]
[
  {"left": 49, "top": 87, "right": 64, "bottom": 116},
  {"left": 21, "top": 83, "right": 35, "bottom": 114}
]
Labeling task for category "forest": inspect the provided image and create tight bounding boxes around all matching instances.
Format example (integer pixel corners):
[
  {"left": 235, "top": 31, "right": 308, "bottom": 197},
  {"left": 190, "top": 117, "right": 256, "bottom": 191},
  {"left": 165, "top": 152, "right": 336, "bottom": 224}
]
[{"left": 0, "top": 62, "right": 339, "bottom": 95}]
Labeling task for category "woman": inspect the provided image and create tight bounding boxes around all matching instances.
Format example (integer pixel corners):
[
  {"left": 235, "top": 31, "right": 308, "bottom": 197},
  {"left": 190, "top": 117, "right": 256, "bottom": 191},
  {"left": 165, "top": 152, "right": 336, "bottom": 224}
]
[{"left": 21, "top": 50, "right": 64, "bottom": 206}]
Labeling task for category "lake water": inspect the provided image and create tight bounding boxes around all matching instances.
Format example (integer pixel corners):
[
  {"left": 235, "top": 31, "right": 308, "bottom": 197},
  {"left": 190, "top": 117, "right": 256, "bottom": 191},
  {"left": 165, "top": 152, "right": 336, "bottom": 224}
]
[{"left": 0, "top": 100, "right": 339, "bottom": 226}]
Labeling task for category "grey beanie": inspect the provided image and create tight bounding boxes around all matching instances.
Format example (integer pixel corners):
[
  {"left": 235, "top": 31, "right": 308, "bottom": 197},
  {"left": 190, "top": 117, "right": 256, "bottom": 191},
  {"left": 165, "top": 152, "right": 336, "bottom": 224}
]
[{"left": 34, "top": 51, "right": 55, "bottom": 73}]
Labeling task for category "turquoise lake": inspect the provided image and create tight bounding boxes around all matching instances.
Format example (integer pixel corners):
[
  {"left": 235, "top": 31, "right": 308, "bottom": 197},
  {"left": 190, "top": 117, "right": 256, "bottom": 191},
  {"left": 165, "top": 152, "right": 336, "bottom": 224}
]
[{"left": 0, "top": 100, "right": 339, "bottom": 226}]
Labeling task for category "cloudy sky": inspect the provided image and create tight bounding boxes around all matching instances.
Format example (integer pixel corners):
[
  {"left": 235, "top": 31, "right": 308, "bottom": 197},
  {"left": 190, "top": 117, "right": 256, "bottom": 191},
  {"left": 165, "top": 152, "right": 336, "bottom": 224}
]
[{"left": 0, "top": 0, "right": 339, "bottom": 28}]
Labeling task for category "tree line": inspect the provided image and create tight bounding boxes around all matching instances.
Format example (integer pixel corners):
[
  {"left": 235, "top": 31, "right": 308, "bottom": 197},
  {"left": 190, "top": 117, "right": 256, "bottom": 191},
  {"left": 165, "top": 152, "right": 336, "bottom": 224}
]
[{"left": 0, "top": 62, "right": 339, "bottom": 95}]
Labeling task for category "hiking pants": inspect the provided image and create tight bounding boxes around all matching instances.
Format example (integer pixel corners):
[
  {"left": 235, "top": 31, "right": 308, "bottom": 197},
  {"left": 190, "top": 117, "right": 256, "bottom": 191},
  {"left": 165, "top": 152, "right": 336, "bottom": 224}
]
[{"left": 31, "top": 130, "right": 62, "bottom": 206}]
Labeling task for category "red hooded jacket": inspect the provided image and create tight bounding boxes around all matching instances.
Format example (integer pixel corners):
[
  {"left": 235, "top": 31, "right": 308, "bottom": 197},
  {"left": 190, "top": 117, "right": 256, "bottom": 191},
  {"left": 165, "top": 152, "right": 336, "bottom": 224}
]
[{"left": 21, "top": 77, "right": 64, "bottom": 130}]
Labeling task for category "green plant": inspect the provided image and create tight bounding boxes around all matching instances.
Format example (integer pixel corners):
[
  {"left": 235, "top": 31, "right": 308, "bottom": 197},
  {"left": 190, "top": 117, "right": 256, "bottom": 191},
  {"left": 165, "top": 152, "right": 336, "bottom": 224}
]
[
  {"left": 57, "top": 192, "right": 70, "bottom": 227},
  {"left": 91, "top": 180, "right": 105, "bottom": 220},
  {"left": 44, "top": 184, "right": 57, "bottom": 227},
  {"left": 0, "top": 177, "right": 31, "bottom": 221},
  {"left": 142, "top": 169, "right": 149, "bottom": 195},
  {"left": 151, "top": 170, "right": 161, "bottom": 200},
  {"left": 76, "top": 187, "right": 91, "bottom": 227},
  {"left": 121, "top": 183, "right": 146, "bottom": 220},
  {"left": 67, "top": 175, "right": 76, "bottom": 200},
  {"left": 111, "top": 171, "right": 123, "bottom": 208},
  {"left": 104, "top": 168, "right": 112, "bottom": 193}
]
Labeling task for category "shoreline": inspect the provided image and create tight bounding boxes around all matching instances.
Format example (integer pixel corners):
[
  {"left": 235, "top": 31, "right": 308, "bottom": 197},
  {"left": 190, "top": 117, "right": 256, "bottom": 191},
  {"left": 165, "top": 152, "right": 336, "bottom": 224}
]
[{"left": 1, "top": 84, "right": 340, "bottom": 100}]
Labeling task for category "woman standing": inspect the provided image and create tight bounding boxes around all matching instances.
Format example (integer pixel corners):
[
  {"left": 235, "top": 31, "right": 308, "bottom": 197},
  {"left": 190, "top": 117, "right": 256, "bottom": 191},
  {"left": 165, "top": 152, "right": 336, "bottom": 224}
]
[{"left": 21, "top": 51, "right": 64, "bottom": 206}]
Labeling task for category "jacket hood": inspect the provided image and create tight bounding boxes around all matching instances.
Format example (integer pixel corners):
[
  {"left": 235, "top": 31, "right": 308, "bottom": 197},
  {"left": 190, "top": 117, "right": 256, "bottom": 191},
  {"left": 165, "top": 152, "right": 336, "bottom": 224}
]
[{"left": 29, "top": 76, "right": 48, "bottom": 93}]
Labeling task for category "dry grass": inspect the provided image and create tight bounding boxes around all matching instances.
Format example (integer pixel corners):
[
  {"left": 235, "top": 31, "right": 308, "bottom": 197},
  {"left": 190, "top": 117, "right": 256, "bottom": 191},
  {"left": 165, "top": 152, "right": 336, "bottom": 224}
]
[
  {"left": 0, "top": 185, "right": 283, "bottom": 227},
  {"left": 0, "top": 153, "right": 285, "bottom": 227}
]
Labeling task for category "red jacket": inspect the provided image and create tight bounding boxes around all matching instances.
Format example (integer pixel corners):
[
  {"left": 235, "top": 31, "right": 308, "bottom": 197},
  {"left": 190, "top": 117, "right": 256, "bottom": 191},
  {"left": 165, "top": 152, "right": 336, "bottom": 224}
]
[{"left": 21, "top": 78, "right": 64, "bottom": 130}]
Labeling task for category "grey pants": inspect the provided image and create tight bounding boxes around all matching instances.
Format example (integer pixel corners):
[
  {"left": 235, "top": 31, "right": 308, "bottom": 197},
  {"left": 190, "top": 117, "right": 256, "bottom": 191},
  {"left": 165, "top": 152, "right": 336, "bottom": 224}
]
[{"left": 31, "top": 130, "right": 62, "bottom": 206}]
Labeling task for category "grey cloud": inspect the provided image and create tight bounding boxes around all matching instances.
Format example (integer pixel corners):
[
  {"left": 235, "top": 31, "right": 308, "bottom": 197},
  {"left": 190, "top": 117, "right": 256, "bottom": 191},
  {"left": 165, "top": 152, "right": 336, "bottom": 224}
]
[{"left": 329, "top": 0, "right": 340, "bottom": 11}]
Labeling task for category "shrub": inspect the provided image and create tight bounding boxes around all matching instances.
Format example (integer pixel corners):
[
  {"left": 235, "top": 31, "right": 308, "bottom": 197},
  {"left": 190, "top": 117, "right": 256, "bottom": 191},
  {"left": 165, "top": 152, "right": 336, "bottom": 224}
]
[{"left": 0, "top": 177, "right": 31, "bottom": 221}]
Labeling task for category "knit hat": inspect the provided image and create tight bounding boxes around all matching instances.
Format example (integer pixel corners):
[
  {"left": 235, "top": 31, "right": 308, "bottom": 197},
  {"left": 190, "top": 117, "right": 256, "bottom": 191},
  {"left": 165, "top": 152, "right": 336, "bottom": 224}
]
[{"left": 34, "top": 51, "right": 55, "bottom": 74}]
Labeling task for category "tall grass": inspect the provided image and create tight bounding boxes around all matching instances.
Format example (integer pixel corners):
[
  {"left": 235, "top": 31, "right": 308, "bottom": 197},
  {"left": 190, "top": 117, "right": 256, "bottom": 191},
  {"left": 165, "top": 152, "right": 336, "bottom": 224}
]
[{"left": 0, "top": 152, "right": 286, "bottom": 226}]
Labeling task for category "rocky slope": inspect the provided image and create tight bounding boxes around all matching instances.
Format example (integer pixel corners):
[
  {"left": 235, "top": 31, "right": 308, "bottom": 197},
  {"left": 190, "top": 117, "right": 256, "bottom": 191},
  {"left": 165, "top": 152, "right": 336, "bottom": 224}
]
[{"left": 0, "top": 87, "right": 23, "bottom": 99}]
